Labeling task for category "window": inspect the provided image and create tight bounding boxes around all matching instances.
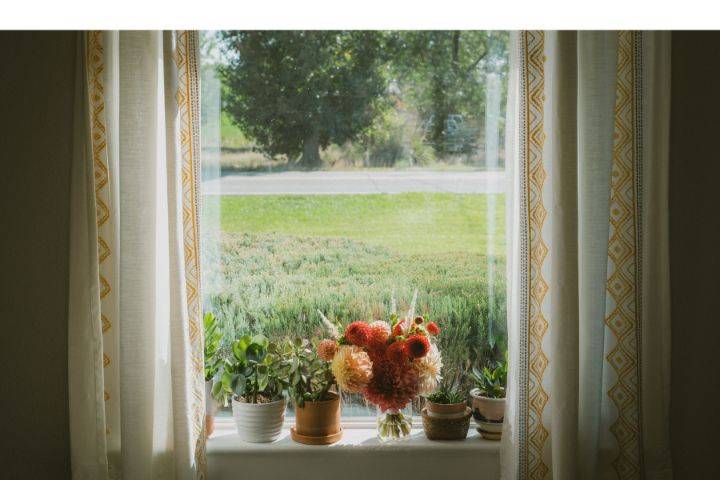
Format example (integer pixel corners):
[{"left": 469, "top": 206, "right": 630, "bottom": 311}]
[{"left": 200, "top": 30, "right": 509, "bottom": 419}]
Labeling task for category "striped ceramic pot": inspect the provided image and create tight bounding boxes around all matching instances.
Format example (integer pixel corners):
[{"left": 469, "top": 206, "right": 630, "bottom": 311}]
[{"left": 232, "top": 395, "right": 287, "bottom": 443}]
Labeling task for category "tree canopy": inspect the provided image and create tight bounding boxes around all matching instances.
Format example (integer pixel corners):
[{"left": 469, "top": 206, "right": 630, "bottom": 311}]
[
  {"left": 216, "top": 30, "right": 508, "bottom": 167},
  {"left": 220, "top": 31, "right": 390, "bottom": 167}
]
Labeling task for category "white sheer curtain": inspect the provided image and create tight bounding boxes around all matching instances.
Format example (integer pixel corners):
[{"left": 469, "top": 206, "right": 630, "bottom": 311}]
[
  {"left": 502, "top": 31, "right": 672, "bottom": 480},
  {"left": 68, "top": 31, "right": 206, "bottom": 480}
]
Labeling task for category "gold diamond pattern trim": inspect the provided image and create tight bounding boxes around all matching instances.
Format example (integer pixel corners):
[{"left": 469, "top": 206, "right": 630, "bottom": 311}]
[
  {"left": 522, "top": 30, "right": 550, "bottom": 480},
  {"left": 86, "top": 30, "right": 113, "bottom": 407},
  {"left": 175, "top": 30, "right": 207, "bottom": 479},
  {"left": 605, "top": 31, "right": 643, "bottom": 479}
]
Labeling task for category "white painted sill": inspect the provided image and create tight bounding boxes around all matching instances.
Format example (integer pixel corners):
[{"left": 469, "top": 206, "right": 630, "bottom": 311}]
[{"left": 208, "top": 418, "right": 501, "bottom": 480}]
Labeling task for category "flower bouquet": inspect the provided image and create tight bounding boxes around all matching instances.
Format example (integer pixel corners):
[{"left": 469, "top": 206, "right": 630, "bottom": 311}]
[{"left": 318, "top": 294, "right": 442, "bottom": 441}]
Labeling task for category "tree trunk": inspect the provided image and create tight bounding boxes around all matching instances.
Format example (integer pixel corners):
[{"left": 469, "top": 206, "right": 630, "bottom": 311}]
[{"left": 300, "top": 130, "right": 322, "bottom": 169}]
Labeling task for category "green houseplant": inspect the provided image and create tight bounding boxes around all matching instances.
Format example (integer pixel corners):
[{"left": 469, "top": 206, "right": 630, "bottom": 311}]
[
  {"left": 203, "top": 312, "right": 223, "bottom": 436},
  {"left": 421, "top": 370, "right": 472, "bottom": 440},
  {"left": 469, "top": 352, "right": 508, "bottom": 440},
  {"left": 281, "top": 337, "right": 342, "bottom": 445},
  {"left": 212, "top": 334, "right": 288, "bottom": 443}
]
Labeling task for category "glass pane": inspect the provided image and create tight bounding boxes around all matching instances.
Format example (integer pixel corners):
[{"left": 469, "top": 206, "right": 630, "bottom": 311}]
[{"left": 200, "top": 30, "right": 509, "bottom": 418}]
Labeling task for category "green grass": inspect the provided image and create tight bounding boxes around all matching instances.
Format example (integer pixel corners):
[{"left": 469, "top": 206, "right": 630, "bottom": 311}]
[
  {"left": 202, "top": 192, "right": 508, "bottom": 384},
  {"left": 205, "top": 193, "right": 505, "bottom": 256}
]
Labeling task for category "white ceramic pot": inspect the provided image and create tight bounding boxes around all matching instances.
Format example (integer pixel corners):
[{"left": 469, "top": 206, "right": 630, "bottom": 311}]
[
  {"left": 232, "top": 395, "right": 287, "bottom": 443},
  {"left": 470, "top": 388, "right": 505, "bottom": 421},
  {"left": 470, "top": 388, "right": 505, "bottom": 440},
  {"left": 476, "top": 419, "right": 503, "bottom": 441}
]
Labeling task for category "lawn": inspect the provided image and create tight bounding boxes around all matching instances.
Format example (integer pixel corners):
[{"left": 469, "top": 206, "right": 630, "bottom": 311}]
[
  {"left": 205, "top": 192, "right": 505, "bottom": 255},
  {"left": 201, "top": 192, "right": 508, "bottom": 388}
]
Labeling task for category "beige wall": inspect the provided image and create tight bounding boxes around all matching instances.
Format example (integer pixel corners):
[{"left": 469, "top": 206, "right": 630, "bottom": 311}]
[
  {"left": 0, "top": 31, "right": 76, "bottom": 478},
  {"left": 669, "top": 31, "right": 720, "bottom": 480},
  {"left": 0, "top": 30, "right": 718, "bottom": 479}
]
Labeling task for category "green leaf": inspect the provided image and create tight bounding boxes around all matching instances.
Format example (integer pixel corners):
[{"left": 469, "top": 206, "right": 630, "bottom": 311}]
[
  {"left": 211, "top": 381, "right": 223, "bottom": 399},
  {"left": 252, "top": 334, "right": 269, "bottom": 349},
  {"left": 231, "top": 374, "right": 247, "bottom": 396},
  {"left": 232, "top": 341, "right": 247, "bottom": 363}
]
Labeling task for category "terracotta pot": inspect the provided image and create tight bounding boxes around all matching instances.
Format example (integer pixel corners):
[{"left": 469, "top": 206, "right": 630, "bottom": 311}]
[
  {"left": 470, "top": 388, "right": 505, "bottom": 421},
  {"left": 425, "top": 399, "right": 467, "bottom": 418},
  {"left": 232, "top": 395, "right": 287, "bottom": 443},
  {"left": 205, "top": 380, "right": 219, "bottom": 437},
  {"left": 205, "top": 414, "right": 215, "bottom": 437},
  {"left": 291, "top": 392, "right": 342, "bottom": 445}
]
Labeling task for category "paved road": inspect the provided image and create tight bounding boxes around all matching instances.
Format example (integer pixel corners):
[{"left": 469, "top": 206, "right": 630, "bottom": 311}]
[{"left": 202, "top": 170, "right": 506, "bottom": 195}]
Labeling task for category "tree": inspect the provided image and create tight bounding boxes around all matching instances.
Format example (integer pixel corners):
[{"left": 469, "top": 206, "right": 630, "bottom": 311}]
[
  {"left": 388, "top": 31, "right": 508, "bottom": 154},
  {"left": 219, "top": 31, "right": 390, "bottom": 168}
]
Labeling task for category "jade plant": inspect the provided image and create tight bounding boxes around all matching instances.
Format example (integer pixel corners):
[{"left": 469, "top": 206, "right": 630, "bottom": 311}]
[
  {"left": 212, "top": 334, "right": 286, "bottom": 405},
  {"left": 469, "top": 352, "right": 508, "bottom": 399},
  {"left": 203, "top": 312, "right": 223, "bottom": 382},
  {"left": 280, "top": 337, "right": 336, "bottom": 408}
]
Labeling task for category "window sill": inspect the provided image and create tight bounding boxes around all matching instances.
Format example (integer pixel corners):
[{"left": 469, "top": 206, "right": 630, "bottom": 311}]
[{"left": 208, "top": 420, "right": 500, "bottom": 480}]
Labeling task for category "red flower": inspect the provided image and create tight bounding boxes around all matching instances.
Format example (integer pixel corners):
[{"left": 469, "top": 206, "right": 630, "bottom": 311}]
[
  {"left": 391, "top": 322, "right": 404, "bottom": 338},
  {"left": 344, "top": 321, "right": 371, "bottom": 347},
  {"left": 426, "top": 321, "right": 440, "bottom": 336},
  {"left": 363, "top": 357, "right": 419, "bottom": 412},
  {"left": 387, "top": 340, "right": 407, "bottom": 363},
  {"left": 405, "top": 334, "right": 430, "bottom": 359},
  {"left": 368, "top": 322, "right": 390, "bottom": 349}
]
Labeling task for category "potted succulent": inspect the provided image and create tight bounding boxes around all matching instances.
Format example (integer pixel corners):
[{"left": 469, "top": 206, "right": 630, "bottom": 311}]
[
  {"left": 283, "top": 336, "right": 342, "bottom": 445},
  {"left": 203, "top": 312, "right": 223, "bottom": 436},
  {"left": 212, "top": 334, "right": 288, "bottom": 443},
  {"left": 469, "top": 352, "right": 507, "bottom": 440},
  {"left": 421, "top": 371, "right": 472, "bottom": 440}
]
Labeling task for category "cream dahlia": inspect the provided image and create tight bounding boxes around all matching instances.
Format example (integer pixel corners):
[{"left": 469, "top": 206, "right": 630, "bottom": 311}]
[
  {"left": 331, "top": 345, "right": 373, "bottom": 393},
  {"left": 414, "top": 344, "right": 442, "bottom": 396}
]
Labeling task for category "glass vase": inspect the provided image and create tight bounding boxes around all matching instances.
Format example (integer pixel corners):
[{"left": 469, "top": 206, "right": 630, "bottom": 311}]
[{"left": 376, "top": 404, "right": 413, "bottom": 442}]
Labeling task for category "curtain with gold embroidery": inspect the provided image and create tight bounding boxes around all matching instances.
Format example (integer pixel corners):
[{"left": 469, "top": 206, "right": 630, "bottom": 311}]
[
  {"left": 68, "top": 31, "right": 206, "bottom": 480},
  {"left": 502, "top": 31, "right": 672, "bottom": 480}
]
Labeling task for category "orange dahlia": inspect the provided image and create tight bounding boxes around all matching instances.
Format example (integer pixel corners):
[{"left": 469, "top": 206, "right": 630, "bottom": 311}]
[
  {"left": 318, "top": 339, "right": 338, "bottom": 361},
  {"left": 426, "top": 321, "right": 440, "bottom": 336},
  {"left": 344, "top": 321, "right": 371, "bottom": 347},
  {"left": 405, "top": 334, "right": 430, "bottom": 359},
  {"left": 387, "top": 340, "right": 407, "bottom": 363},
  {"left": 367, "top": 320, "right": 390, "bottom": 349}
]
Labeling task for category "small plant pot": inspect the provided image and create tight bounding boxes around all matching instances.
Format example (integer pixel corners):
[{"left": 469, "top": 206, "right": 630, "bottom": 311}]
[
  {"left": 205, "top": 380, "right": 219, "bottom": 437},
  {"left": 291, "top": 392, "right": 342, "bottom": 445},
  {"left": 421, "top": 406, "right": 472, "bottom": 440},
  {"left": 424, "top": 399, "right": 468, "bottom": 419},
  {"left": 476, "top": 419, "right": 503, "bottom": 441},
  {"left": 470, "top": 388, "right": 505, "bottom": 440},
  {"left": 232, "top": 395, "right": 287, "bottom": 443}
]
